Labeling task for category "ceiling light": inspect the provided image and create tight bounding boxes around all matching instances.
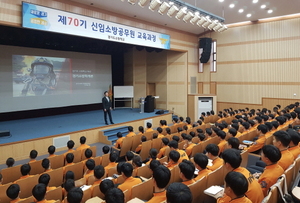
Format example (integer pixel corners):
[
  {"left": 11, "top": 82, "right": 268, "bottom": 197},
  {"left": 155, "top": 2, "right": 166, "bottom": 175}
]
[
  {"left": 190, "top": 12, "right": 200, "bottom": 24},
  {"left": 208, "top": 20, "right": 219, "bottom": 30},
  {"left": 213, "top": 22, "right": 223, "bottom": 31},
  {"left": 128, "top": 0, "right": 138, "bottom": 4},
  {"left": 197, "top": 16, "right": 208, "bottom": 27},
  {"left": 202, "top": 18, "right": 212, "bottom": 28},
  {"left": 175, "top": 7, "right": 187, "bottom": 20},
  {"left": 149, "top": 0, "right": 162, "bottom": 11},
  {"left": 267, "top": 9, "right": 273, "bottom": 13},
  {"left": 261, "top": 4, "right": 266, "bottom": 9},
  {"left": 219, "top": 0, "right": 224, "bottom": 2},
  {"left": 138, "top": 0, "right": 150, "bottom": 7},
  {"left": 246, "top": 13, "right": 252, "bottom": 17},
  {"left": 218, "top": 25, "right": 228, "bottom": 32},
  {"left": 252, "top": 0, "right": 258, "bottom": 3},
  {"left": 238, "top": 8, "right": 244, "bottom": 13},
  {"left": 158, "top": 2, "right": 170, "bottom": 15},
  {"left": 183, "top": 11, "right": 194, "bottom": 23},
  {"left": 229, "top": 4, "right": 235, "bottom": 8},
  {"left": 167, "top": 4, "right": 179, "bottom": 18}
]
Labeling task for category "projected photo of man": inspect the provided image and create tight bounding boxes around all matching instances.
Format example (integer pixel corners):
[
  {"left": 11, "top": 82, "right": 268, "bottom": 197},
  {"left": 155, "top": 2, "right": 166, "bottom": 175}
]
[{"left": 22, "top": 57, "right": 57, "bottom": 96}]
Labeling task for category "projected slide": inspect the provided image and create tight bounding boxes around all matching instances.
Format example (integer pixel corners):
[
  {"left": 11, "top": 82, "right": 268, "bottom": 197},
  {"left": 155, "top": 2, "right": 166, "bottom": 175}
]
[{"left": 12, "top": 55, "right": 95, "bottom": 97}]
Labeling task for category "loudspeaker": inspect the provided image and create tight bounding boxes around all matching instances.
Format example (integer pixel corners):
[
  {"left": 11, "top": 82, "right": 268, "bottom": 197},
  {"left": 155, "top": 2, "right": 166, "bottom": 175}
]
[
  {"left": 145, "top": 95, "right": 155, "bottom": 113},
  {"left": 0, "top": 130, "right": 10, "bottom": 137},
  {"left": 199, "top": 38, "right": 212, "bottom": 63}
]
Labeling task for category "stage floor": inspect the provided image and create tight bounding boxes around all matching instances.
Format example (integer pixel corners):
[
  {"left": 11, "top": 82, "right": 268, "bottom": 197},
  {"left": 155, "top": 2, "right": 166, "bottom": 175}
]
[{"left": 0, "top": 108, "right": 162, "bottom": 144}]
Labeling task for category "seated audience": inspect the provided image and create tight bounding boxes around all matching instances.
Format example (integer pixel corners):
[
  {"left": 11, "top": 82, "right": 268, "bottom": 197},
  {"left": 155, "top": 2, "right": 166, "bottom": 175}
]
[
  {"left": 157, "top": 137, "right": 169, "bottom": 158},
  {"left": 105, "top": 188, "right": 124, "bottom": 203},
  {"left": 205, "top": 144, "right": 223, "bottom": 171},
  {"left": 76, "top": 136, "right": 90, "bottom": 151},
  {"left": 38, "top": 173, "right": 56, "bottom": 191},
  {"left": 29, "top": 149, "right": 38, "bottom": 163},
  {"left": 115, "top": 132, "right": 124, "bottom": 149},
  {"left": 32, "top": 183, "right": 56, "bottom": 203},
  {"left": 42, "top": 158, "right": 52, "bottom": 172},
  {"left": 179, "top": 160, "right": 195, "bottom": 186},
  {"left": 126, "top": 126, "right": 135, "bottom": 137},
  {"left": 273, "top": 131, "right": 294, "bottom": 170},
  {"left": 6, "top": 184, "right": 23, "bottom": 202},
  {"left": 67, "top": 187, "right": 83, "bottom": 203},
  {"left": 193, "top": 153, "right": 212, "bottom": 181},
  {"left": 166, "top": 182, "right": 192, "bottom": 203},
  {"left": 6, "top": 157, "right": 15, "bottom": 168},
  {"left": 48, "top": 145, "right": 56, "bottom": 157}
]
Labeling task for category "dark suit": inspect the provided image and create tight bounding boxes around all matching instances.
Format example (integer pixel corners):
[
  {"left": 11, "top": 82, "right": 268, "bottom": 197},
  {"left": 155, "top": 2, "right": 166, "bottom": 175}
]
[{"left": 102, "top": 96, "right": 113, "bottom": 124}]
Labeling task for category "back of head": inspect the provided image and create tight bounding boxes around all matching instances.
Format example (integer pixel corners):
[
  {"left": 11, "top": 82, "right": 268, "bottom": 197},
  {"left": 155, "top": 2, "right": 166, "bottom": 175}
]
[
  {"left": 225, "top": 171, "right": 248, "bottom": 197},
  {"left": 30, "top": 150, "right": 38, "bottom": 159},
  {"left": 205, "top": 128, "right": 212, "bottom": 136},
  {"left": 48, "top": 145, "right": 56, "bottom": 154},
  {"left": 109, "top": 152, "right": 119, "bottom": 163},
  {"left": 32, "top": 183, "right": 47, "bottom": 201},
  {"left": 6, "top": 184, "right": 20, "bottom": 200},
  {"left": 152, "top": 133, "right": 158, "bottom": 139},
  {"left": 217, "top": 130, "right": 226, "bottom": 140},
  {"left": 6, "top": 157, "right": 15, "bottom": 167},
  {"left": 162, "top": 137, "right": 170, "bottom": 146},
  {"left": 169, "top": 150, "right": 180, "bottom": 163},
  {"left": 86, "top": 159, "right": 95, "bottom": 170},
  {"left": 80, "top": 136, "right": 86, "bottom": 144},
  {"left": 198, "top": 133, "right": 205, "bottom": 141},
  {"left": 94, "top": 165, "right": 105, "bottom": 179},
  {"left": 227, "top": 137, "right": 240, "bottom": 150},
  {"left": 149, "top": 148, "right": 158, "bottom": 159},
  {"left": 125, "top": 151, "right": 134, "bottom": 161},
  {"left": 157, "top": 127, "right": 163, "bottom": 133},
  {"left": 194, "top": 153, "right": 208, "bottom": 169},
  {"left": 117, "top": 132, "right": 123, "bottom": 138},
  {"left": 128, "top": 126, "right": 133, "bottom": 132},
  {"left": 228, "top": 128, "right": 237, "bottom": 137},
  {"left": 241, "top": 122, "right": 250, "bottom": 130},
  {"left": 147, "top": 122, "right": 152, "bottom": 128},
  {"left": 66, "top": 153, "right": 74, "bottom": 163},
  {"left": 257, "top": 124, "right": 268, "bottom": 134},
  {"left": 64, "top": 179, "right": 75, "bottom": 192},
  {"left": 102, "top": 145, "right": 110, "bottom": 154},
  {"left": 166, "top": 182, "right": 192, "bottom": 203},
  {"left": 179, "top": 160, "right": 195, "bottom": 180},
  {"left": 273, "top": 130, "right": 291, "bottom": 147},
  {"left": 41, "top": 158, "right": 50, "bottom": 170},
  {"left": 21, "top": 163, "right": 31, "bottom": 176},
  {"left": 67, "top": 187, "right": 83, "bottom": 203},
  {"left": 149, "top": 159, "right": 161, "bottom": 171},
  {"left": 105, "top": 188, "right": 124, "bottom": 203},
  {"left": 271, "top": 121, "right": 279, "bottom": 129},
  {"left": 262, "top": 145, "right": 281, "bottom": 163},
  {"left": 65, "top": 171, "right": 75, "bottom": 180},
  {"left": 121, "top": 162, "right": 133, "bottom": 177},
  {"left": 38, "top": 173, "right": 50, "bottom": 186},
  {"left": 153, "top": 165, "right": 171, "bottom": 189},
  {"left": 287, "top": 128, "right": 300, "bottom": 145},
  {"left": 67, "top": 140, "right": 75, "bottom": 149},
  {"left": 222, "top": 149, "right": 241, "bottom": 169},
  {"left": 231, "top": 123, "right": 239, "bottom": 131},
  {"left": 99, "top": 179, "right": 114, "bottom": 194},
  {"left": 138, "top": 126, "right": 144, "bottom": 133},
  {"left": 166, "top": 127, "right": 171, "bottom": 134},
  {"left": 205, "top": 144, "right": 219, "bottom": 156},
  {"left": 84, "top": 148, "right": 93, "bottom": 158},
  {"left": 172, "top": 135, "right": 180, "bottom": 142},
  {"left": 132, "top": 155, "right": 142, "bottom": 167},
  {"left": 117, "top": 162, "right": 125, "bottom": 175},
  {"left": 168, "top": 140, "right": 178, "bottom": 149}
]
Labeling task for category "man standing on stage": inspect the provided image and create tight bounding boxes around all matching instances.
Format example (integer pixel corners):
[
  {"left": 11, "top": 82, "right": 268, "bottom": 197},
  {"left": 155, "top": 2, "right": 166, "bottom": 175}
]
[{"left": 102, "top": 91, "right": 114, "bottom": 125}]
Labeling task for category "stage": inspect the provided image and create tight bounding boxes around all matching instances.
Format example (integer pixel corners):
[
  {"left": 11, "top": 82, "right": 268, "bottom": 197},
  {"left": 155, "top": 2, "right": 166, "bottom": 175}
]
[{"left": 0, "top": 108, "right": 167, "bottom": 145}]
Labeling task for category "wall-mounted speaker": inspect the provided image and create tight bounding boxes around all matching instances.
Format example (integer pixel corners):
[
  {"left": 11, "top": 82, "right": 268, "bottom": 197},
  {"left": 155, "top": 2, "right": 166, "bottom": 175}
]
[{"left": 199, "top": 38, "right": 212, "bottom": 63}]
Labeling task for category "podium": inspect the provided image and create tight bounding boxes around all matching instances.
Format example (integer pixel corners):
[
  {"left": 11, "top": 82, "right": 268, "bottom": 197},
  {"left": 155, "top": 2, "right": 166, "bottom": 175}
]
[{"left": 144, "top": 95, "right": 155, "bottom": 113}]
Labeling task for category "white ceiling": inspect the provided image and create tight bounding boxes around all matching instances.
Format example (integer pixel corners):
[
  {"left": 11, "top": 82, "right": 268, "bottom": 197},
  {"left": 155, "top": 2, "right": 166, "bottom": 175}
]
[{"left": 69, "top": 0, "right": 300, "bottom": 34}]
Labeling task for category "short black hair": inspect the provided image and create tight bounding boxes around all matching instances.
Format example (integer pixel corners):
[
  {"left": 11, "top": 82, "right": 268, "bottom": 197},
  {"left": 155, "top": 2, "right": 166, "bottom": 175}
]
[
  {"left": 84, "top": 148, "right": 93, "bottom": 158},
  {"left": 20, "top": 163, "right": 31, "bottom": 175},
  {"left": 194, "top": 153, "right": 208, "bottom": 169},
  {"left": 32, "top": 183, "right": 47, "bottom": 201},
  {"left": 38, "top": 173, "right": 51, "bottom": 186},
  {"left": 157, "top": 127, "right": 163, "bottom": 133},
  {"left": 67, "top": 140, "right": 75, "bottom": 149},
  {"left": 30, "top": 150, "right": 38, "bottom": 159},
  {"left": 231, "top": 123, "right": 239, "bottom": 131},
  {"left": 227, "top": 137, "right": 239, "bottom": 150},
  {"left": 149, "top": 148, "right": 158, "bottom": 159},
  {"left": 172, "top": 135, "right": 180, "bottom": 142},
  {"left": 141, "top": 135, "right": 147, "bottom": 142},
  {"left": 168, "top": 140, "right": 178, "bottom": 149},
  {"left": 128, "top": 126, "right": 133, "bottom": 132},
  {"left": 273, "top": 130, "right": 291, "bottom": 147},
  {"left": 48, "top": 145, "right": 56, "bottom": 155},
  {"left": 162, "top": 137, "right": 170, "bottom": 146},
  {"left": 205, "top": 144, "right": 219, "bottom": 156},
  {"left": 105, "top": 188, "right": 124, "bottom": 203},
  {"left": 67, "top": 187, "right": 83, "bottom": 203},
  {"left": 179, "top": 160, "right": 195, "bottom": 180},
  {"left": 241, "top": 122, "right": 250, "bottom": 130},
  {"left": 198, "top": 133, "right": 205, "bottom": 141},
  {"left": 109, "top": 152, "right": 119, "bottom": 162},
  {"left": 117, "top": 162, "right": 125, "bottom": 175},
  {"left": 65, "top": 171, "right": 75, "bottom": 180},
  {"left": 86, "top": 159, "right": 95, "bottom": 170},
  {"left": 152, "top": 133, "right": 158, "bottom": 139},
  {"left": 102, "top": 145, "right": 110, "bottom": 154},
  {"left": 257, "top": 124, "right": 268, "bottom": 134},
  {"left": 265, "top": 122, "right": 273, "bottom": 131},
  {"left": 149, "top": 159, "right": 161, "bottom": 171},
  {"left": 80, "top": 136, "right": 86, "bottom": 144},
  {"left": 125, "top": 151, "right": 134, "bottom": 161},
  {"left": 6, "top": 184, "right": 20, "bottom": 200},
  {"left": 147, "top": 122, "right": 152, "bottom": 128},
  {"left": 66, "top": 153, "right": 74, "bottom": 163},
  {"left": 225, "top": 171, "right": 248, "bottom": 196},
  {"left": 262, "top": 145, "right": 281, "bottom": 163},
  {"left": 222, "top": 149, "right": 241, "bottom": 169},
  {"left": 64, "top": 179, "right": 75, "bottom": 192},
  {"left": 169, "top": 150, "right": 180, "bottom": 163},
  {"left": 287, "top": 128, "right": 300, "bottom": 145},
  {"left": 217, "top": 130, "right": 226, "bottom": 140},
  {"left": 117, "top": 132, "right": 123, "bottom": 138},
  {"left": 94, "top": 165, "right": 105, "bottom": 179},
  {"left": 153, "top": 165, "right": 171, "bottom": 189},
  {"left": 138, "top": 126, "right": 144, "bottom": 133},
  {"left": 6, "top": 157, "right": 15, "bottom": 167},
  {"left": 132, "top": 155, "right": 142, "bottom": 167},
  {"left": 205, "top": 128, "right": 212, "bottom": 136},
  {"left": 166, "top": 128, "right": 171, "bottom": 134},
  {"left": 228, "top": 128, "right": 237, "bottom": 137},
  {"left": 166, "top": 182, "right": 192, "bottom": 203},
  {"left": 120, "top": 162, "right": 133, "bottom": 177},
  {"left": 100, "top": 179, "right": 114, "bottom": 194},
  {"left": 271, "top": 121, "right": 279, "bottom": 129}
]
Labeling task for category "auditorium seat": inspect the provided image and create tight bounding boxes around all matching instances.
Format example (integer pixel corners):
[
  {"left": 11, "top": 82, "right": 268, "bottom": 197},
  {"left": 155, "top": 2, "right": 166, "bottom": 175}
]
[
  {"left": 188, "top": 176, "right": 207, "bottom": 203},
  {"left": 1, "top": 164, "right": 21, "bottom": 184},
  {"left": 45, "top": 186, "right": 62, "bottom": 201},
  {"left": 48, "top": 154, "right": 64, "bottom": 169},
  {"left": 131, "top": 178, "right": 154, "bottom": 201}
]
